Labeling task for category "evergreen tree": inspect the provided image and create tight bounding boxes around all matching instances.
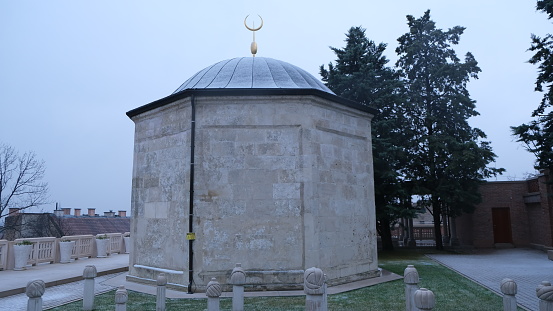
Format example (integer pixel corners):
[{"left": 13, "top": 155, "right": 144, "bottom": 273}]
[
  {"left": 512, "top": 0, "right": 553, "bottom": 171},
  {"left": 321, "top": 26, "right": 412, "bottom": 250},
  {"left": 396, "top": 11, "right": 503, "bottom": 250}
]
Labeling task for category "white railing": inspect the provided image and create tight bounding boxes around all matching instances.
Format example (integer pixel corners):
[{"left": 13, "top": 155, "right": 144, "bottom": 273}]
[
  {"left": 60, "top": 235, "right": 96, "bottom": 259},
  {"left": 0, "top": 232, "right": 129, "bottom": 271},
  {"left": 14, "top": 237, "right": 57, "bottom": 266},
  {"left": 0, "top": 240, "right": 8, "bottom": 270},
  {"left": 102, "top": 233, "right": 124, "bottom": 255}
]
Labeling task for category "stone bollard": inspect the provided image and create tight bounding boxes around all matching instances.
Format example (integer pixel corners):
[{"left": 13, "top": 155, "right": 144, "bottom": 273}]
[
  {"left": 26, "top": 279, "right": 45, "bottom": 311},
  {"left": 83, "top": 265, "right": 97, "bottom": 311},
  {"left": 404, "top": 265, "right": 420, "bottom": 311},
  {"left": 156, "top": 273, "right": 167, "bottom": 311},
  {"left": 323, "top": 273, "right": 328, "bottom": 310},
  {"left": 536, "top": 281, "right": 553, "bottom": 311},
  {"left": 115, "top": 285, "right": 128, "bottom": 311},
  {"left": 230, "top": 263, "right": 246, "bottom": 311},
  {"left": 414, "top": 288, "right": 435, "bottom": 311},
  {"left": 500, "top": 278, "right": 517, "bottom": 311},
  {"left": 206, "top": 277, "right": 222, "bottom": 311},
  {"left": 304, "top": 267, "right": 327, "bottom": 311}
]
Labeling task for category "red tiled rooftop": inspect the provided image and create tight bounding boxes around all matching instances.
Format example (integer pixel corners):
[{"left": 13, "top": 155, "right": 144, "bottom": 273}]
[{"left": 62, "top": 216, "right": 130, "bottom": 236}]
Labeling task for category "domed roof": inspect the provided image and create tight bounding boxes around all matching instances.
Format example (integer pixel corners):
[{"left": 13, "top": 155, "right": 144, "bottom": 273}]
[
  {"left": 173, "top": 57, "right": 334, "bottom": 95},
  {"left": 126, "top": 57, "right": 378, "bottom": 119}
]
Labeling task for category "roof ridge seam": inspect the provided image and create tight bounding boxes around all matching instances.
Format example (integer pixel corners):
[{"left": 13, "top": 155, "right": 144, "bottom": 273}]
[
  {"left": 173, "top": 70, "right": 203, "bottom": 94},
  {"left": 250, "top": 57, "right": 254, "bottom": 88},
  {"left": 291, "top": 63, "right": 321, "bottom": 89},
  {"left": 223, "top": 57, "right": 244, "bottom": 88},
  {"left": 188, "top": 62, "right": 218, "bottom": 89},
  {"left": 205, "top": 58, "right": 235, "bottom": 88},
  {"left": 264, "top": 58, "right": 279, "bottom": 88},
  {"left": 280, "top": 62, "right": 307, "bottom": 88}
]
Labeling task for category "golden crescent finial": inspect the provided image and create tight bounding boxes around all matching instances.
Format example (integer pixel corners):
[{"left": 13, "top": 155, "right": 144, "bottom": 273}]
[
  {"left": 244, "top": 15, "right": 263, "bottom": 32},
  {"left": 244, "top": 15, "right": 263, "bottom": 57}
]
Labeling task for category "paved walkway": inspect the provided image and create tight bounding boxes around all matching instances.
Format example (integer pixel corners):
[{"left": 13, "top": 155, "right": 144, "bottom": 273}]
[
  {"left": 428, "top": 248, "right": 553, "bottom": 311},
  {"left": 1, "top": 272, "right": 125, "bottom": 311},
  {"left": 0, "top": 253, "right": 129, "bottom": 310}
]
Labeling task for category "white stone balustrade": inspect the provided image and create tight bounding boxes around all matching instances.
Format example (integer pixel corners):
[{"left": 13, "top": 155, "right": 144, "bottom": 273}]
[
  {"left": 0, "top": 240, "right": 8, "bottom": 270},
  {"left": 60, "top": 235, "right": 96, "bottom": 259},
  {"left": 102, "top": 233, "right": 124, "bottom": 255},
  {"left": 123, "top": 232, "right": 130, "bottom": 254},
  {"left": 0, "top": 233, "right": 127, "bottom": 270},
  {"left": 14, "top": 237, "right": 57, "bottom": 267}
]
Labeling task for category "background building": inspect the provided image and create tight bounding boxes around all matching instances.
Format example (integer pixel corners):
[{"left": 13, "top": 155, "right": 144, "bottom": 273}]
[
  {"left": 3, "top": 208, "right": 129, "bottom": 240},
  {"left": 457, "top": 170, "right": 553, "bottom": 249}
]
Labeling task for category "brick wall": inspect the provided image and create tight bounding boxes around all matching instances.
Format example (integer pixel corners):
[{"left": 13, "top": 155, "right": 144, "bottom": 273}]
[
  {"left": 457, "top": 172, "right": 553, "bottom": 248},
  {"left": 533, "top": 173, "right": 553, "bottom": 247}
]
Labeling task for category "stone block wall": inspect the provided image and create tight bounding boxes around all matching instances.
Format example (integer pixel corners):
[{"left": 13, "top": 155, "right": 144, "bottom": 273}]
[
  {"left": 535, "top": 173, "right": 553, "bottom": 248},
  {"left": 128, "top": 98, "right": 192, "bottom": 286},
  {"left": 193, "top": 95, "right": 377, "bottom": 288},
  {"left": 128, "top": 94, "right": 378, "bottom": 290}
]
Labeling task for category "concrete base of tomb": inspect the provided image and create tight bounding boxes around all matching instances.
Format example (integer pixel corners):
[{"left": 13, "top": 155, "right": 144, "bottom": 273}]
[
  {"left": 126, "top": 275, "right": 189, "bottom": 292},
  {"left": 126, "top": 268, "right": 381, "bottom": 293},
  {"left": 326, "top": 269, "right": 381, "bottom": 287}
]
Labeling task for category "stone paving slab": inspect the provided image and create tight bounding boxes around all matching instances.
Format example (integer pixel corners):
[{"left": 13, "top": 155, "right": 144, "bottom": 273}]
[
  {"left": 428, "top": 248, "right": 553, "bottom": 311},
  {"left": 0, "top": 273, "right": 123, "bottom": 311},
  {"left": 0, "top": 253, "right": 129, "bottom": 298}
]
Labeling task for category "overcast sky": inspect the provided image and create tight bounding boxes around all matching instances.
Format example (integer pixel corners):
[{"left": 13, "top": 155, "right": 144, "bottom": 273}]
[{"left": 0, "top": 1, "right": 550, "bottom": 215}]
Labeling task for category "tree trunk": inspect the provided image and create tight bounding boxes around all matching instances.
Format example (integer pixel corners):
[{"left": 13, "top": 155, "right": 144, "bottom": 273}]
[
  {"left": 432, "top": 198, "right": 443, "bottom": 250},
  {"left": 450, "top": 216, "right": 459, "bottom": 246},
  {"left": 379, "top": 217, "right": 395, "bottom": 251},
  {"left": 442, "top": 210, "right": 450, "bottom": 245}
]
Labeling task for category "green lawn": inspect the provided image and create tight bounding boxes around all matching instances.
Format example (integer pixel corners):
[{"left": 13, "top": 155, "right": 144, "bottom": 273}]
[{"left": 49, "top": 249, "right": 520, "bottom": 310}]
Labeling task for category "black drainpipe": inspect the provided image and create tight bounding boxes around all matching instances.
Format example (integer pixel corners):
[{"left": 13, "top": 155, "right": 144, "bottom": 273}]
[{"left": 187, "top": 94, "right": 196, "bottom": 294}]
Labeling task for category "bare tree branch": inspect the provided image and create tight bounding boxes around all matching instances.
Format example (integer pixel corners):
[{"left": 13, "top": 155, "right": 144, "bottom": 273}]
[{"left": 0, "top": 143, "right": 49, "bottom": 220}]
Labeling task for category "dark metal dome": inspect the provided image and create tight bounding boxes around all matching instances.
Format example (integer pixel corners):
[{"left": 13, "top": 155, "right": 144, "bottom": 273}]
[{"left": 173, "top": 57, "right": 334, "bottom": 95}]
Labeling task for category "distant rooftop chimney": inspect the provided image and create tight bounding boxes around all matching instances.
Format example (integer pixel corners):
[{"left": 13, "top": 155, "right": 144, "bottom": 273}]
[
  {"left": 8, "top": 208, "right": 20, "bottom": 216},
  {"left": 88, "top": 208, "right": 96, "bottom": 216},
  {"left": 54, "top": 209, "right": 64, "bottom": 217},
  {"left": 118, "top": 210, "right": 127, "bottom": 217},
  {"left": 74, "top": 208, "right": 81, "bottom": 216},
  {"left": 62, "top": 207, "right": 71, "bottom": 215},
  {"left": 104, "top": 210, "right": 115, "bottom": 217}
]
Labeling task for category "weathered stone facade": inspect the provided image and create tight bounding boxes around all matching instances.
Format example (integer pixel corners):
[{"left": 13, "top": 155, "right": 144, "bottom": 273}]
[{"left": 127, "top": 57, "right": 378, "bottom": 291}]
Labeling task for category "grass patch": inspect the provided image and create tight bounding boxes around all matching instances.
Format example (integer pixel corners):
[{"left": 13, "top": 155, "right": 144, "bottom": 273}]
[
  {"left": 49, "top": 249, "right": 520, "bottom": 310},
  {"left": 378, "top": 249, "right": 524, "bottom": 311}
]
